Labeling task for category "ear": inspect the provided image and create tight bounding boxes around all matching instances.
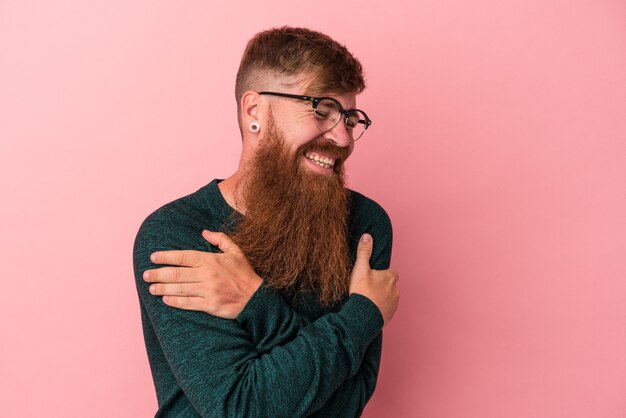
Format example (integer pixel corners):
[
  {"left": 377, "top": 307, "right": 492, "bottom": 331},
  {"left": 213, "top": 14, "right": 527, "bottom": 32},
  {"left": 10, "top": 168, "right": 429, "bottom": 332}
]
[{"left": 241, "top": 90, "right": 261, "bottom": 127}]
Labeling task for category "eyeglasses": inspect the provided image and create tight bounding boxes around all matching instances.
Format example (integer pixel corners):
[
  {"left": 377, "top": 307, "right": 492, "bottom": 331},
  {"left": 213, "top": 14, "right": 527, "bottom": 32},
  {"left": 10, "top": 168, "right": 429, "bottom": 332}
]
[{"left": 258, "top": 91, "right": 372, "bottom": 141}]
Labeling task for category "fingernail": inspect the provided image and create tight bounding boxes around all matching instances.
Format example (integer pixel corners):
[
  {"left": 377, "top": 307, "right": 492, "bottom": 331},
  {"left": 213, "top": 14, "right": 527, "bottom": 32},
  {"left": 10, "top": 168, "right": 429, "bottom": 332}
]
[
  {"left": 149, "top": 285, "right": 155, "bottom": 294},
  {"left": 361, "top": 234, "right": 371, "bottom": 243},
  {"left": 150, "top": 253, "right": 157, "bottom": 262},
  {"left": 143, "top": 271, "right": 150, "bottom": 281}
]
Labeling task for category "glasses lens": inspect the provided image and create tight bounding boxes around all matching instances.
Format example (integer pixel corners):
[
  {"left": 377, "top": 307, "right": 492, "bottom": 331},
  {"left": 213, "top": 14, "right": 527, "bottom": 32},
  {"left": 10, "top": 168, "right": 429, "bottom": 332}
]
[
  {"left": 346, "top": 110, "right": 367, "bottom": 141},
  {"left": 313, "top": 99, "right": 369, "bottom": 141},
  {"left": 313, "top": 99, "right": 341, "bottom": 131}
]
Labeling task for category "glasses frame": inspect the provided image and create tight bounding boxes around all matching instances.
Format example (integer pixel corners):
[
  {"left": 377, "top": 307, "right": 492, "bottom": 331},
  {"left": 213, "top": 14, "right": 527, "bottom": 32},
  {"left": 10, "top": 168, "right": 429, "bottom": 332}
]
[{"left": 258, "top": 91, "right": 372, "bottom": 141}]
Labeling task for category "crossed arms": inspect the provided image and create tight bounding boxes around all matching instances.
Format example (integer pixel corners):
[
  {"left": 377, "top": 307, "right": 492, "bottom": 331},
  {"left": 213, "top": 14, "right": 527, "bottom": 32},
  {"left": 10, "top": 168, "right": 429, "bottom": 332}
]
[{"left": 134, "top": 212, "right": 395, "bottom": 417}]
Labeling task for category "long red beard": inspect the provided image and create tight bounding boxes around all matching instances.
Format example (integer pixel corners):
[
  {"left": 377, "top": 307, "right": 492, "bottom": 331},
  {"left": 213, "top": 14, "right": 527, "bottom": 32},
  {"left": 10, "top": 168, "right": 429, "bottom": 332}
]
[{"left": 229, "top": 115, "right": 351, "bottom": 306}]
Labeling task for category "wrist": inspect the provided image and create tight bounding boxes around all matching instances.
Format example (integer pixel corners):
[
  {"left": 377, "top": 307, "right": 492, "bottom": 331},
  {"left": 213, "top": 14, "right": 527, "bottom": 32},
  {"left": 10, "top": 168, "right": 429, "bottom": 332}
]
[{"left": 245, "top": 274, "right": 263, "bottom": 298}]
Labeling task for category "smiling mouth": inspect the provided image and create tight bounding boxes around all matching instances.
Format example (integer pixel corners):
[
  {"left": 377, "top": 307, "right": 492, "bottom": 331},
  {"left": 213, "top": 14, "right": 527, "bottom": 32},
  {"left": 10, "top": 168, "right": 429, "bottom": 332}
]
[{"left": 305, "top": 152, "right": 336, "bottom": 169}]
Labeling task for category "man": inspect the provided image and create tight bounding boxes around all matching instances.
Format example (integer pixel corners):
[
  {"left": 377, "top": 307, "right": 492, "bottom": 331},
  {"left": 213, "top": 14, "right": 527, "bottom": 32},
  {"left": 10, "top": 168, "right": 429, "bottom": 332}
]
[{"left": 134, "top": 27, "right": 399, "bottom": 417}]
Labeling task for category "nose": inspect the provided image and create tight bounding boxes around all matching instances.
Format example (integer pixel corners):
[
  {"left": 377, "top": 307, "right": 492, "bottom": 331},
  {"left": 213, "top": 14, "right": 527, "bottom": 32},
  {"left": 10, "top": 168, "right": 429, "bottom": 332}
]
[{"left": 323, "top": 118, "right": 353, "bottom": 149}]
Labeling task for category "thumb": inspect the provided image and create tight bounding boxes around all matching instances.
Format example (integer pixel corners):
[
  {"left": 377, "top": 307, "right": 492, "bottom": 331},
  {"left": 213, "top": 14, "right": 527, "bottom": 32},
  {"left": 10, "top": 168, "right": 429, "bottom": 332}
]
[
  {"left": 353, "top": 233, "right": 373, "bottom": 273},
  {"left": 202, "top": 230, "right": 240, "bottom": 253}
]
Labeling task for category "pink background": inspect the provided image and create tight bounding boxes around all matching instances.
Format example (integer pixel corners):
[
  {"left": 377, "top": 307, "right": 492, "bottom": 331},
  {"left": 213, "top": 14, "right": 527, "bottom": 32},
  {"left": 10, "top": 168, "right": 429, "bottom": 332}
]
[{"left": 2, "top": 1, "right": 625, "bottom": 417}]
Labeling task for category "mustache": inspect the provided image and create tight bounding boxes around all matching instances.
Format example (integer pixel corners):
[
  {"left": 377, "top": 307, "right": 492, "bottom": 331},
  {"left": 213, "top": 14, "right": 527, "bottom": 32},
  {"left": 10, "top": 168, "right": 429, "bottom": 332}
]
[{"left": 297, "top": 139, "right": 350, "bottom": 164}]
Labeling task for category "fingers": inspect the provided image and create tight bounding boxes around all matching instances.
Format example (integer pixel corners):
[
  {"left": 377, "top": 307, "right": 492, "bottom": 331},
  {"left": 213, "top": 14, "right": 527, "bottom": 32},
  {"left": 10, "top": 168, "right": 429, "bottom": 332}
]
[
  {"left": 149, "top": 282, "right": 201, "bottom": 297},
  {"left": 143, "top": 266, "right": 199, "bottom": 283},
  {"left": 150, "top": 250, "right": 205, "bottom": 267},
  {"left": 353, "top": 233, "right": 374, "bottom": 273},
  {"left": 202, "top": 230, "right": 241, "bottom": 254},
  {"left": 161, "top": 295, "right": 207, "bottom": 312}
]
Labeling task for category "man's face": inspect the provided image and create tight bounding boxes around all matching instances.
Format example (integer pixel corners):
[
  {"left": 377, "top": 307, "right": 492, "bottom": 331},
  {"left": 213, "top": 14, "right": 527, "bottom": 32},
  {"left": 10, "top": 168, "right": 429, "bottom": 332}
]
[{"left": 260, "top": 90, "right": 357, "bottom": 177}]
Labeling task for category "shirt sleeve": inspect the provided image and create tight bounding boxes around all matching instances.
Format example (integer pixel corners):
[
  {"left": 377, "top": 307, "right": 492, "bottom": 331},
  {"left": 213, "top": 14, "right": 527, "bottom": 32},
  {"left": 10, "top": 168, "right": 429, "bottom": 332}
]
[
  {"left": 134, "top": 224, "right": 384, "bottom": 418},
  {"left": 234, "top": 215, "right": 393, "bottom": 417},
  {"left": 309, "top": 332, "right": 382, "bottom": 418},
  {"left": 235, "top": 290, "right": 382, "bottom": 418}
]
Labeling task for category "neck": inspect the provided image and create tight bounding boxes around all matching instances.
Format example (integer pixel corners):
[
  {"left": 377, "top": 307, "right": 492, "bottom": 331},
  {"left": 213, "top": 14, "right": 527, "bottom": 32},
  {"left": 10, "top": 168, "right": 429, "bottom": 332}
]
[
  {"left": 218, "top": 171, "right": 248, "bottom": 215},
  {"left": 220, "top": 135, "right": 259, "bottom": 214}
]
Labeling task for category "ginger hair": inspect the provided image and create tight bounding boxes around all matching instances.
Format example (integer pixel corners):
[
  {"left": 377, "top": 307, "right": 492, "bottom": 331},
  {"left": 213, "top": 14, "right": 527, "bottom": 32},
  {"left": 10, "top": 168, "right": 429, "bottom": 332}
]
[{"left": 235, "top": 26, "right": 366, "bottom": 132}]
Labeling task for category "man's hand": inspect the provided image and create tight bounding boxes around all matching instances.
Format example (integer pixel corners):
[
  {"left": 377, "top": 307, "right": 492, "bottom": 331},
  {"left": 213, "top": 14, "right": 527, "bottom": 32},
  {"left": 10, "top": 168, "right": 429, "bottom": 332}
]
[
  {"left": 143, "top": 230, "right": 262, "bottom": 319},
  {"left": 349, "top": 234, "right": 400, "bottom": 325}
]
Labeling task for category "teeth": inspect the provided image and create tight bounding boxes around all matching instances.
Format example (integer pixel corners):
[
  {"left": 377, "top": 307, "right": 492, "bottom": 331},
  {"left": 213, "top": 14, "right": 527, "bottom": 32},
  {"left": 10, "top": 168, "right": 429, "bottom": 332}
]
[{"left": 305, "top": 152, "right": 335, "bottom": 168}]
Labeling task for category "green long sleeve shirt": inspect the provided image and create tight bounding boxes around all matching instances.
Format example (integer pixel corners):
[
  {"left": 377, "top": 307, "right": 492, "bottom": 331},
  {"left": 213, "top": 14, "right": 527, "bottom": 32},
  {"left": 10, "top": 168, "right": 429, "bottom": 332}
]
[{"left": 133, "top": 179, "right": 393, "bottom": 417}]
